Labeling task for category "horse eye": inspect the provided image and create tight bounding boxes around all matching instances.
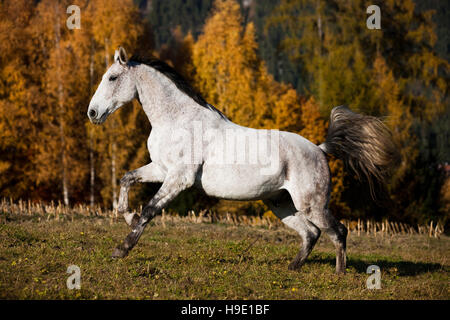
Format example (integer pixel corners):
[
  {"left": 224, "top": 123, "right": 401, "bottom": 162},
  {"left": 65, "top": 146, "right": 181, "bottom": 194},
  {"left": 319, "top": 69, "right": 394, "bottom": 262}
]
[{"left": 109, "top": 75, "right": 118, "bottom": 81}]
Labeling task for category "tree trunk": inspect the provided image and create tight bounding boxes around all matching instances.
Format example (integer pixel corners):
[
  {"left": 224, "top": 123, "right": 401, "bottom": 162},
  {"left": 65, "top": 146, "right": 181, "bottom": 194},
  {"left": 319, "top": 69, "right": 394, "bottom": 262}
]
[
  {"left": 89, "top": 40, "right": 95, "bottom": 207},
  {"left": 316, "top": 0, "right": 324, "bottom": 109},
  {"left": 111, "top": 139, "right": 117, "bottom": 210},
  {"left": 105, "top": 38, "right": 118, "bottom": 210},
  {"left": 55, "top": 3, "right": 69, "bottom": 206}
]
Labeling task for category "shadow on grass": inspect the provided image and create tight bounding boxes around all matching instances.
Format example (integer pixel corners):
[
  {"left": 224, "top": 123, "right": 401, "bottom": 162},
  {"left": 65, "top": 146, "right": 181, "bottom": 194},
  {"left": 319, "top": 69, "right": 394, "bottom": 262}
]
[{"left": 308, "top": 254, "right": 447, "bottom": 276}]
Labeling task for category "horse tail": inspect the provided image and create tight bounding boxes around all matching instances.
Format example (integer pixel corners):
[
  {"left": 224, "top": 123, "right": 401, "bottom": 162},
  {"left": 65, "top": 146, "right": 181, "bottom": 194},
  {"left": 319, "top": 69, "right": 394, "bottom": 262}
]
[{"left": 318, "top": 105, "right": 400, "bottom": 199}]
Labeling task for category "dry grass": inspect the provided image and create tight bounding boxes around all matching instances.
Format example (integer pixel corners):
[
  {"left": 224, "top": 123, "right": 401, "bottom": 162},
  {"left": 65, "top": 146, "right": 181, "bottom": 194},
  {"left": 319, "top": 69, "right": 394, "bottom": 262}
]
[
  {"left": 0, "top": 201, "right": 449, "bottom": 300},
  {"left": 0, "top": 198, "right": 445, "bottom": 237}
]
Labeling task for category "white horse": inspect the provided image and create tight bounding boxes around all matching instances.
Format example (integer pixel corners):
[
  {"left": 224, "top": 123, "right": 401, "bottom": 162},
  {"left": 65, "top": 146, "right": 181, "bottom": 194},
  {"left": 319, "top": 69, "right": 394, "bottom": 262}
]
[{"left": 88, "top": 47, "right": 398, "bottom": 273}]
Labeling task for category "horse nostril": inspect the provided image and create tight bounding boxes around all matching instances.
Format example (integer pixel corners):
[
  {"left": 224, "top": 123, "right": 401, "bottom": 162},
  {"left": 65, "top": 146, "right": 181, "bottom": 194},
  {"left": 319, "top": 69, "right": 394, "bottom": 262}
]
[{"left": 89, "top": 109, "right": 97, "bottom": 119}]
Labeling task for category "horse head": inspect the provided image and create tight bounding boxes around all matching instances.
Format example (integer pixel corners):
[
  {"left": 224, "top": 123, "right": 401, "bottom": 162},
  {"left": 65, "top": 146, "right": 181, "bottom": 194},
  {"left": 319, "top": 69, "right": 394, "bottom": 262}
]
[{"left": 87, "top": 47, "right": 136, "bottom": 124}]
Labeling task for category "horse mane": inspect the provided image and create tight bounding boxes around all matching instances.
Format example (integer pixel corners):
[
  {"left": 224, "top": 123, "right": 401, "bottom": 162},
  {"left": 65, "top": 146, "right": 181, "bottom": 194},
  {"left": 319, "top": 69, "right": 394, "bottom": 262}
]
[{"left": 130, "top": 54, "right": 228, "bottom": 120}]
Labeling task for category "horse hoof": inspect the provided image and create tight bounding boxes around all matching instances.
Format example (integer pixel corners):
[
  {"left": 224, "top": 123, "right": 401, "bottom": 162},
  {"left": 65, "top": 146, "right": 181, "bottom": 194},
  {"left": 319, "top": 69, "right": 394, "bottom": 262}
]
[{"left": 111, "top": 247, "right": 128, "bottom": 259}]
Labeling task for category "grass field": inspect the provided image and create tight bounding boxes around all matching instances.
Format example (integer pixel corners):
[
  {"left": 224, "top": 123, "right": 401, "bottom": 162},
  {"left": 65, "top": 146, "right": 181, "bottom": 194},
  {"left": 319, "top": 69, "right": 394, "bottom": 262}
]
[{"left": 0, "top": 213, "right": 448, "bottom": 300}]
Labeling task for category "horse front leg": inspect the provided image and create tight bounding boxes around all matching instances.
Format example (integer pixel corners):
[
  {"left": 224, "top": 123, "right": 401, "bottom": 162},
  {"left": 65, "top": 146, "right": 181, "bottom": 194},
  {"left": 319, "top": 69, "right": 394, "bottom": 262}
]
[
  {"left": 118, "top": 162, "right": 166, "bottom": 228},
  {"left": 112, "top": 167, "right": 197, "bottom": 258}
]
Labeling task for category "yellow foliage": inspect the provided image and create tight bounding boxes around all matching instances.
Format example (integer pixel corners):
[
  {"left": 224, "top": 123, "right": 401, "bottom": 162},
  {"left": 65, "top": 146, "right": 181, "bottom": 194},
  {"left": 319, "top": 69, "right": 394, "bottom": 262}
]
[
  {"left": 300, "top": 97, "right": 349, "bottom": 215},
  {"left": 372, "top": 55, "right": 417, "bottom": 189},
  {"left": 299, "top": 97, "right": 326, "bottom": 144},
  {"left": 192, "top": 0, "right": 302, "bottom": 130}
]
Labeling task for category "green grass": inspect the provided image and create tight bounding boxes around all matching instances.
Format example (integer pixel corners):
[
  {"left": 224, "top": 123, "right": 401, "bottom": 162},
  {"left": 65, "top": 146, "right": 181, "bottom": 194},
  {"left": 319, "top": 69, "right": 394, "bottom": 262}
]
[{"left": 0, "top": 215, "right": 448, "bottom": 299}]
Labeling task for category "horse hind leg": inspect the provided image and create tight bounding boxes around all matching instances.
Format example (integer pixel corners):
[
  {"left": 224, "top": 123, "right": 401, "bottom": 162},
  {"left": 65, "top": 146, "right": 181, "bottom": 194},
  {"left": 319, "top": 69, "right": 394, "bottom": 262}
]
[
  {"left": 264, "top": 194, "right": 321, "bottom": 271},
  {"left": 309, "top": 208, "right": 347, "bottom": 274},
  {"left": 280, "top": 191, "right": 347, "bottom": 273},
  {"left": 322, "top": 210, "right": 348, "bottom": 274},
  {"left": 282, "top": 214, "right": 321, "bottom": 270},
  {"left": 285, "top": 181, "right": 347, "bottom": 272}
]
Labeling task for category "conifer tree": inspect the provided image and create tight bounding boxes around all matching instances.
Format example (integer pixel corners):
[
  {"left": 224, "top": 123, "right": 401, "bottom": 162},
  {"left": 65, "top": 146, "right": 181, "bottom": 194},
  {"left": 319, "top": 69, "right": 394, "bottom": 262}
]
[{"left": 270, "top": 0, "right": 449, "bottom": 219}]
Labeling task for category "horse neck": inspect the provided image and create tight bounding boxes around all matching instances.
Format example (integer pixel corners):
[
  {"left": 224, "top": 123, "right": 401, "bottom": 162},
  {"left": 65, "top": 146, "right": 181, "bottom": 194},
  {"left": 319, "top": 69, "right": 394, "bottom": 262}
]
[{"left": 133, "top": 64, "right": 201, "bottom": 128}]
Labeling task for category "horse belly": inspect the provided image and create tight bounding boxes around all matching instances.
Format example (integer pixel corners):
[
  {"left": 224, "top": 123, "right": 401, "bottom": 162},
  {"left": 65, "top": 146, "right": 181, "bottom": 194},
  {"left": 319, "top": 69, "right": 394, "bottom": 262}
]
[{"left": 197, "top": 164, "right": 285, "bottom": 201}]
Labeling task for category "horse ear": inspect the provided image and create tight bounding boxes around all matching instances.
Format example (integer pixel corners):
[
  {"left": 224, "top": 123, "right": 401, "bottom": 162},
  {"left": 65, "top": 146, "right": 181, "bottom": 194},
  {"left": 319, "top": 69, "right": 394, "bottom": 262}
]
[{"left": 114, "top": 46, "right": 128, "bottom": 65}]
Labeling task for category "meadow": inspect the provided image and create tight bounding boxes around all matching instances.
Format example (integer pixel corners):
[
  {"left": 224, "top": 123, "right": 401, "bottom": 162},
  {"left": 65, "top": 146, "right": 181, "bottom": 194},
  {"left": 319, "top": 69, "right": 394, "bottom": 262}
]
[{"left": 0, "top": 201, "right": 448, "bottom": 300}]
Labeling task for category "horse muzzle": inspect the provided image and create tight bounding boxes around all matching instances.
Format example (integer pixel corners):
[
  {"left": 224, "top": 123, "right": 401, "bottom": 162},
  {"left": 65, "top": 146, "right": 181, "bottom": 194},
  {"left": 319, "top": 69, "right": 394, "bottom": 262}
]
[{"left": 87, "top": 107, "right": 109, "bottom": 125}]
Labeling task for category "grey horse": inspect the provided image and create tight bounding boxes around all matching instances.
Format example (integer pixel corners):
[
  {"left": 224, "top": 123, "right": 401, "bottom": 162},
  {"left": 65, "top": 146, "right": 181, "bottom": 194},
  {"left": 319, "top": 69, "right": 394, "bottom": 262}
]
[{"left": 88, "top": 47, "right": 398, "bottom": 273}]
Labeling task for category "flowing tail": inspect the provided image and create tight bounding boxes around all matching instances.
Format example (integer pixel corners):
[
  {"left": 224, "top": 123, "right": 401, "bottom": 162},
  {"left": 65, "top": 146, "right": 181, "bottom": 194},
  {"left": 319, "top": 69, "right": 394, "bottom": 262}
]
[{"left": 319, "top": 106, "right": 400, "bottom": 199}]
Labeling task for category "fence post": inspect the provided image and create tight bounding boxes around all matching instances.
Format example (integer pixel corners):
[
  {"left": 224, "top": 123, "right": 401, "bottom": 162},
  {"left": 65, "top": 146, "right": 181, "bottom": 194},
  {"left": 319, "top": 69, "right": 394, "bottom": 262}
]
[{"left": 429, "top": 221, "right": 433, "bottom": 238}]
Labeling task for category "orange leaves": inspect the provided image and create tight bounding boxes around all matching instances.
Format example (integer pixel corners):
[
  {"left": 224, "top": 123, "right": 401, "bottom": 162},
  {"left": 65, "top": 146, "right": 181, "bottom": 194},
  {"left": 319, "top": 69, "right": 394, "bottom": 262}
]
[
  {"left": 299, "top": 97, "right": 326, "bottom": 144},
  {"left": 0, "top": 0, "right": 149, "bottom": 205},
  {"left": 372, "top": 55, "right": 417, "bottom": 190},
  {"left": 192, "top": 0, "right": 269, "bottom": 127},
  {"left": 90, "top": 0, "right": 142, "bottom": 52},
  {"left": 192, "top": 0, "right": 304, "bottom": 131},
  {"left": 298, "top": 97, "right": 348, "bottom": 216}
]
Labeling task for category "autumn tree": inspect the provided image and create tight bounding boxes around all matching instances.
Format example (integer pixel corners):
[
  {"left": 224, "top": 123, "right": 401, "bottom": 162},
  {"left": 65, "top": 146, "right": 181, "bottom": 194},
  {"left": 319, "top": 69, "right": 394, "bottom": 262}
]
[
  {"left": 28, "top": 0, "right": 92, "bottom": 205},
  {"left": 159, "top": 26, "right": 196, "bottom": 82},
  {"left": 372, "top": 55, "right": 416, "bottom": 186},
  {"left": 269, "top": 0, "right": 449, "bottom": 221},
  {"left": 86, "top": 0, "right": 146, "bottom": 208},
  {"left": 0, "top": 0, "right": 446, "bottom": 225},
  {"left": 299, "top": 97, "right": 348, "bottom": 216},
  {"left": 192, "top": 0, "right": 302, "bottom": 130},
  {"left": 0, "top": 0, "right": 151, "bottom": 209},
  {"left": 0, "top": 0, "right": 39, "bottom": 199},
  {"left": 269, "top": 0, "right": 448, "bottom": 117}
]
